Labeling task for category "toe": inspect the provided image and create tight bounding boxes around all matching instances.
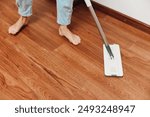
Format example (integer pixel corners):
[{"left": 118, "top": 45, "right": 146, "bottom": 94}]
[
  {"left": 8, "top": 27, "right": 12, "bottom": 34},
  {"left": 8, "top": 25, "right": 16, "bottom": 34},
  {"left": 72, "top": 35, "right": 81, "bottom": 45},
  {"left": 9, "top": 28, "right": 15, "bottom": 35}
]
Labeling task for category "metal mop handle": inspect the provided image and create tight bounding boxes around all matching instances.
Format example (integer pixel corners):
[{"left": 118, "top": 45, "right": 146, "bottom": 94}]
[{"left": 84, "top": 0, "right": 114, "bottom": 59}]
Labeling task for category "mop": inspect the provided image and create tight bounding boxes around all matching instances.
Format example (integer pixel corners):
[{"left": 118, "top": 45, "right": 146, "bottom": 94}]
[{"left": 84, "top": 0, "right": 123, "bottom": 77}]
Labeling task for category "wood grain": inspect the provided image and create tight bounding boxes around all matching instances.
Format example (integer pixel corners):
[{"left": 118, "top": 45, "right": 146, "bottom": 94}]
[{"left": 0, "top": 0, "right": 150, "bottom": 100}]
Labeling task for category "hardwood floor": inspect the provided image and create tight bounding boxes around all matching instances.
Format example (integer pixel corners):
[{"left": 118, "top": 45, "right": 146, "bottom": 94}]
[{"left": 0, "top": 0, "right": 150, "bottom": 100}]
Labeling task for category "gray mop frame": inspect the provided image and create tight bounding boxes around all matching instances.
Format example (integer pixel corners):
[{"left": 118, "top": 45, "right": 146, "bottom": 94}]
[{"left": 84, "top": 0, "right": 114, "bottom": 59}]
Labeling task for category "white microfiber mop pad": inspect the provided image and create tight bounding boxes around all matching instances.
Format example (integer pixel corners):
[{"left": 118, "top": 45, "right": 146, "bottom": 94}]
[{"left": 103, "top": 44, "right": 123, "bottom": 77}]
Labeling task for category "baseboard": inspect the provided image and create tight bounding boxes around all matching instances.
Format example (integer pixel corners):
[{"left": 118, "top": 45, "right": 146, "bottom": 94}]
[
  {"left": 76, "top": 0, "right": 150, "bottom": 34},
  {"left": 92, "top": 2, "right": 150, "bottom": 34}
]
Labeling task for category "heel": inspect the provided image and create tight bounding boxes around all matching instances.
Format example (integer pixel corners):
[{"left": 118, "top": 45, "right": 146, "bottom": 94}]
[{"left": 59, "top": 28, "right": 63, "bottom": 36}]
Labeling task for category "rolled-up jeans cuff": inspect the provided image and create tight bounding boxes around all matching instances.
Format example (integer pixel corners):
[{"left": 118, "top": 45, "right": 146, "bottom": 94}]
[
  {"left": 18, "top": 7, "right": 32, "bottom": 17},
  {"left": 57, "top": 20, "right": 71, "bottom": 26},
  {"left": 16, "top": 0, "right": 32, "bottom": 17}
]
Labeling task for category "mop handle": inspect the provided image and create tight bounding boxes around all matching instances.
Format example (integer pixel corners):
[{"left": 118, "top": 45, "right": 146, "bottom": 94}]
[{"left": 84, "top": 0, "right": 114, "bottom": 59}]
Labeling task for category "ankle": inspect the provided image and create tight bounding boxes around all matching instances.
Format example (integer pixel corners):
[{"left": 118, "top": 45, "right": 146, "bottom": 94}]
[
  {"left": 60, "top": 25, "right": 67, "bottom": 29},
  {"left": 59, "top": 25, "right": 68, "bottom": 32},
  {"left": 20, "top": 16, "right": 29, "bottom": 24}
]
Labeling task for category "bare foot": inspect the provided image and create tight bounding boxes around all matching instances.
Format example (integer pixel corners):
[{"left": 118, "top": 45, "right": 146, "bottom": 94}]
[
  {"left": 59, "top": 26, "right": 81, "bottom": 45},
  {"left": 8, "top": 16, "right": 29, "bottom": 35}
]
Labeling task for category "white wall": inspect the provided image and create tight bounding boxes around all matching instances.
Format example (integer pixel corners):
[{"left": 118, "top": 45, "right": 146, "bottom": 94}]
[{"left": 92, "top": 0, "right": 150, "bottom": 25}]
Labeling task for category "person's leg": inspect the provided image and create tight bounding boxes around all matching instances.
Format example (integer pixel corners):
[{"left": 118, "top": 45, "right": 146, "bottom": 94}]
[
  {"left": 9, "top": 0, "right": 32, "bottom": 35},
  {"left": 57, "top": 0, "right": 81, "bottom": 45}
]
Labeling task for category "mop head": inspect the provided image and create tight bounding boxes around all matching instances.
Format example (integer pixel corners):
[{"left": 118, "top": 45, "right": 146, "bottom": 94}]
[{"left": 103, "top": 44, "right": 123, "bottom": 77}]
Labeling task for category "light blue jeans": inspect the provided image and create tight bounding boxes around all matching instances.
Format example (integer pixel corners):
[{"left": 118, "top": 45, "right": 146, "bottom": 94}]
[{"left": 16, "top": 0, "right": 74, "bottom": 25}]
